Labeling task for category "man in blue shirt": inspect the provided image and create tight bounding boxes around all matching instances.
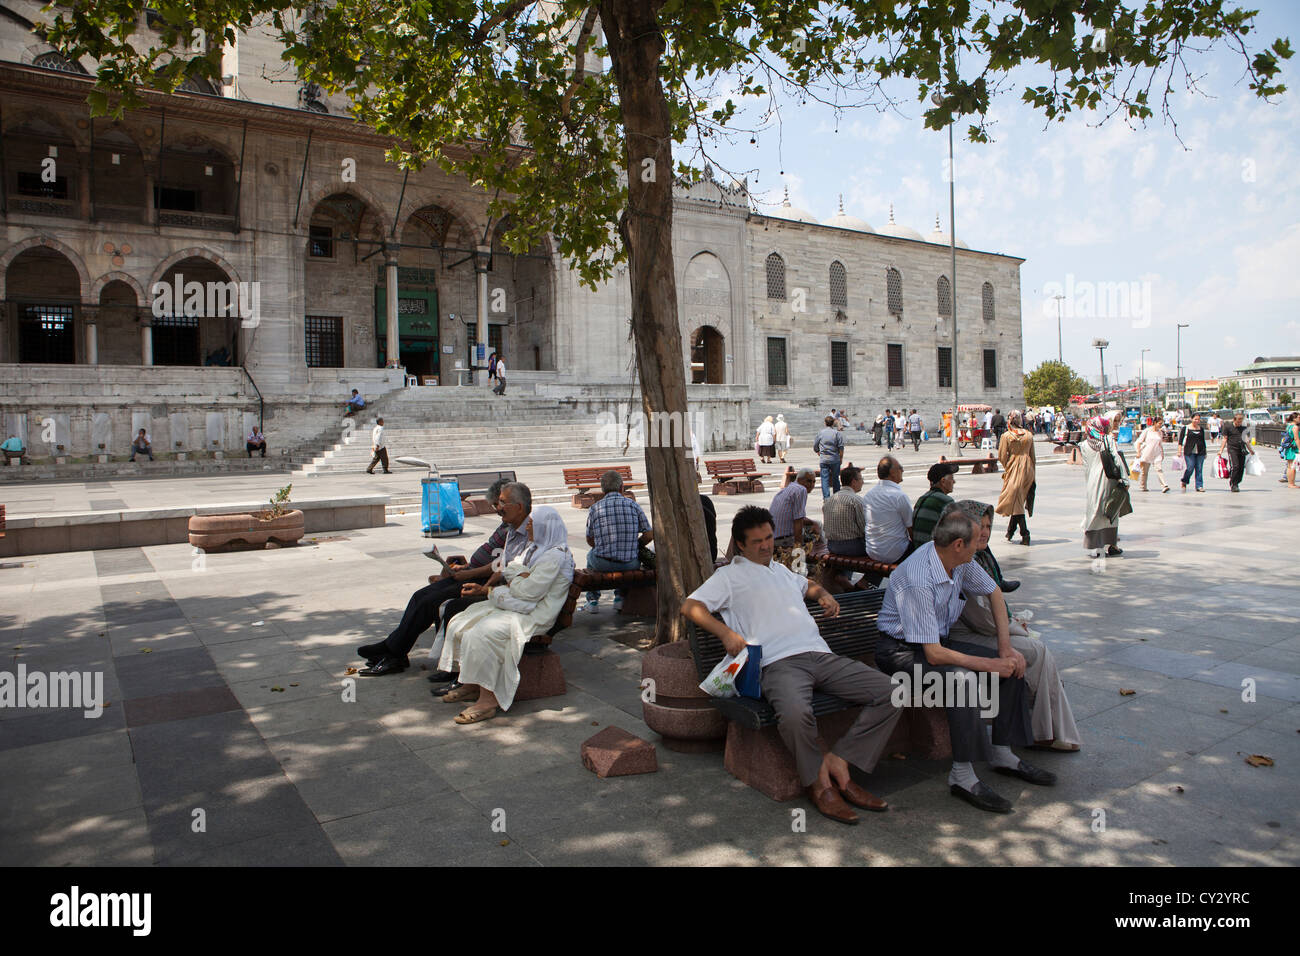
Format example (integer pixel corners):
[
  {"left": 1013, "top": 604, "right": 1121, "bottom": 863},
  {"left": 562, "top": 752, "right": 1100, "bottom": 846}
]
[
  {"left": 584, "top": 471, "right": 652, "bottom": 611},
  {"left": 813, "top": 416, "right": 845, "bottom": 500},
  {"left": 874, "top": 509, "right": 1052, "bottom": 813},
  {"left": 345, "top": 389, "right": 365, "bottom": 417},
  {"left": 2, "top": 435, "right": 27, "bottom": 465}
]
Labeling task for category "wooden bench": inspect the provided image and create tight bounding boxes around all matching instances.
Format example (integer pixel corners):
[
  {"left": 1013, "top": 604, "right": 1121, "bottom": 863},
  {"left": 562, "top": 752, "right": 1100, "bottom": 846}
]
[
  {"left": 705, "top": 458, "right": 769, "bottom": 495},
  {"left": 446, "top": 469, "right": 516, "bottom": 516},
  {"left": 814, "top": 553, "right": 897, "bottom": 591},
  {"left": 574, "top": 567, "right": 656, "bottom": 616},
  {"left": 687, "top": 588, "right": 950, "bottom": 801},
  {"left": 562, "top": 465, "right": 644, "bottom": 509},
  {"left": 937, "top": 454, "right": 999, "bottom": 475},
  {"left": 0, "top": 503, "right": 5, "bottom": 539}
]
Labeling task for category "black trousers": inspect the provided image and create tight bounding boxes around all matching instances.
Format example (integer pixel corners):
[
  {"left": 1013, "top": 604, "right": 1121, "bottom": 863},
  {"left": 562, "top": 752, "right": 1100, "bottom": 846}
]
[
  {"left": 1227, "top": 447, "right": 1247, "bottom": 488},
  {"left": 246, "top": 441, "right": 266, "bottom": 457},
  {"left": 873, "top": 631, "right": 1033, "bottom": 762},
  {"left": 437, "top": 594, "right": 488, "bottom": 637},
  {"left": 382, "top": 577, "right": 463, "bottom": 657},
  {"left": 910, "top": 429, "right": 922, "bottom": 450},
  {"left": 367, "top": 447, "right": 389, "bottom": 473}
]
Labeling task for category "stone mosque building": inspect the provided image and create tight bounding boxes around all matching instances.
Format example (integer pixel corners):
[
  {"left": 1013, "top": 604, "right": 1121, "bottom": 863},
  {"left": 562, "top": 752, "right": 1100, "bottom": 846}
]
[{"left": 0, "top": 5, "right": 1025, "bottom": 467}]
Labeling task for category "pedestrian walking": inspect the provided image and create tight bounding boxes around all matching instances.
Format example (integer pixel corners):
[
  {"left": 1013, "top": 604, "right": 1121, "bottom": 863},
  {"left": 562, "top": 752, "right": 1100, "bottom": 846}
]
[
  {"left": 774, "top": 414, "right": 791, "bottom": 463},
  {"left": 813, "top": 416, "right": 845, "bottom": 499},
  {"left": 1080, "top": 412, "right": 1131, "bottom": 558},
  {"left": 1178, "top": 413, "right": 1208, "bottom": 492},
  {"left": 884, "top": 409, "right": 896, "bottom": 450},
  {"left": 1135, "top": 418, "right": 1169, "bottom": 492},
  {"left": 906, "top": 408, "right": 924, "bottom": 451},
  {"left": 1218, "top": 412, "right": 1254, "bottom": 493},
  {"left": 872, "top": 415, "right": 884, "bottom": 446},
  {"left": 366, "top": 417, "right": 391, "bottom": 474},
  {"left": 991, "top": 408, "right": 1007, "bottom": 447},
  {"left": 1281, "top": 412, "right": 1299, "bottom": 489},
  {"left": 756, "top": 415, "right": 776, "bottom": 464},
  {"left": 996, "top": 411, "right": 1036, "bottom": 545},
  {"left": 492, "top": 356, "right": 507, "bottom": 395}
]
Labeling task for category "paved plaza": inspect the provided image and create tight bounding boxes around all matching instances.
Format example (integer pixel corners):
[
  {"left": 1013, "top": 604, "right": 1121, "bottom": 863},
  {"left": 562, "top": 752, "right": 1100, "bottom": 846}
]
[{"left": 1, "top": 441, "right": 1297, "bottom": 866}]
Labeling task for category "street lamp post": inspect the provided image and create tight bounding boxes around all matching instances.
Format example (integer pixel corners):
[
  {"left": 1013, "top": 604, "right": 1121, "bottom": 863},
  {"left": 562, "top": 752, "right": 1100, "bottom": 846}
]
[
  {"left": 1054, "top": 294, "right": 1065, "bottom": 363},
  {"left": 1114, "top": 363, "right": 1123, "bottom": 403},
  {"left": 1176, "top": 323, "right": 1190, "bottom": 409},
  {"left": 1092, "top": 338, "right": 1109, "bottom": 403},
  {"left": 933, "top": 91, "right": 961, "bottom": 456},
  {"left": 1140, "top": 347, "right": 1151, "bottom": 416}
]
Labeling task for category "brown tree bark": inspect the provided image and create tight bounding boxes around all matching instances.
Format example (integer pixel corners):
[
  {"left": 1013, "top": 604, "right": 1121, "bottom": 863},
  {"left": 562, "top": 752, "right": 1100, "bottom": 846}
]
[{"left": 600, "top": 0, "right": 713, "bottom": 644}]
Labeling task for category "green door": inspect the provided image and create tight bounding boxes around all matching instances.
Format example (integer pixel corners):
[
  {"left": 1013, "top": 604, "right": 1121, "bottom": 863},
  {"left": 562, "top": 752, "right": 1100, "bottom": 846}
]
[{"left": 375, "top": 286, "right": 439, "bottom": 379}]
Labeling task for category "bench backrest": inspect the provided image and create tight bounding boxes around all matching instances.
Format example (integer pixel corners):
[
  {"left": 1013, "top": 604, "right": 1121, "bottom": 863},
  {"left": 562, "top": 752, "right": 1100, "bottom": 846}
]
[
  {"left": 687, "top": 587, "right": 885, "bottom": 682},
  {"left": 705, "top": 458, "right": 758, "bottom": 477},
  {"left": 447, "top": 470, "right": 517, "bottom": 496},
  {"left": 563, "top": 465, "right": 634, "bottom": 486}
]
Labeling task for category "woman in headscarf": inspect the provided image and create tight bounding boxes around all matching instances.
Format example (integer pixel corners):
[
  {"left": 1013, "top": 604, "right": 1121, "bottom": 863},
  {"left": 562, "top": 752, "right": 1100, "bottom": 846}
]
[
  {"left": 872, "top": 415, "right": 884, "bottom": 446},
  {"left": 1135, "top": 416, "right": 1170, "bottom": 493},
  {"left": 755, "top": 415, "right": 776, "bottom": 464},
  {"left": 773, "top": 414, "right": 791, "bottom": 463},
  {"left": 946, "top": 499, "right": 1082, "bottom": 752},
  {"left": 438, "top": 507, "right": 575, "bottom": 723},
  {"left": 995, "top": 411, "right": 1036, "bottom": 545},
  {"left": 1080, "top": 411, "right": 1131, "bottom": 559}
]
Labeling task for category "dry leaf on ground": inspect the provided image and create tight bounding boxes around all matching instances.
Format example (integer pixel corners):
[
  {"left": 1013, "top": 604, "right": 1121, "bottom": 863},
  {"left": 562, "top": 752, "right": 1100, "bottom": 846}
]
[
  {"left": 1119, "top": 688, "right": 1136, "bottom": 696},
  {"left": 1244, "top": 754, "right": 1274, "bottom": 768}
]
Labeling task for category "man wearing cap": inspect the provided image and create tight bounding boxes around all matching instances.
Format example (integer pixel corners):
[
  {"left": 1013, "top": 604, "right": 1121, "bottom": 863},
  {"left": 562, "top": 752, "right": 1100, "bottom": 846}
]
[{"left": 911, "top": 462, "right": 960, "bottom": 546}]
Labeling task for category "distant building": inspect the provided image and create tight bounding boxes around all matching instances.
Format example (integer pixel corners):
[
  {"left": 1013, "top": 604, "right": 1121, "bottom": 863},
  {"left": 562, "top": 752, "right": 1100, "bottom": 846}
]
[
  {"left": 1233, "top": 358, "right": 1300, "bottom": 406},
  {"left": 1185, "top": 379, "right": 1219, "bottom": 408}
]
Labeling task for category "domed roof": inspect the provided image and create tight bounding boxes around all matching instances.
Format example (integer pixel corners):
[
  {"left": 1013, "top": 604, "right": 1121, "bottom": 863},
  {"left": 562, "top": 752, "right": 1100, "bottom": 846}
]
[
  {"left": 823, "top": 195, "right": 875, "bottom": 233},
  {"left": 773, "top": 186, "right": 820, "bottom": 225},
  {"left": 927, "top": 214, "right": 969, "bottom": 249},
  {"left": 876, "top": 204, "right": 923, "bottom": 241}
]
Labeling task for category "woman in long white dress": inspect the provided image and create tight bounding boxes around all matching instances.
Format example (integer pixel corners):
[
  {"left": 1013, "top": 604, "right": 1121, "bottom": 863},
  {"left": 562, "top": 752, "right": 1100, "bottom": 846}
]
[
  {"left": 755, "top": 415, "right": 776, "bottom": 463},
  {"left": 1080, "top": 411, "right": 1131, "bottom": 558},
  {"left": 438, "top": 507, "right": 575, "bottom": 723},
  {"left": 773, "top": 414, "right": 791, "bottom": 463}
]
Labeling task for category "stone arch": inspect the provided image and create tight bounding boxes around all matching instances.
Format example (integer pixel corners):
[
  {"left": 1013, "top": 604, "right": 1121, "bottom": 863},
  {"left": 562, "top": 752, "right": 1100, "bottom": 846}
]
[
  {"left": 158, "top": 128, "right": 239, "bottom": 167},
  {"left": 90, "top": 270, "right": 148, "bottom": 303},
  {"left": 690, "top": 325, "right": 726, "bottom": 385},
  {"left": 397, "top": 187, "right": 486, "bottom": 244},
  {"left": 1, "top": 103, "right": 84, "bottom": 147},
  {"left": 301, "top": 181, "right": 391, "bottom": 237},
  {"left": 22, "top": 42, "right": 91, "bottom": 75},
  {"left": 147, "top": 247, "right": 243, "bottom": 306},
  {"left": 0, "top": 235, "right": 91, "bottom": 300}
]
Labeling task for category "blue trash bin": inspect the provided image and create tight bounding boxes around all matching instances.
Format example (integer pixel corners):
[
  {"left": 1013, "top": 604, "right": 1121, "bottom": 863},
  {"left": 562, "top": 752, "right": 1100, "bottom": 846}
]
[{"left": 421, "top": 476, "right": 465, "bottom": 536}]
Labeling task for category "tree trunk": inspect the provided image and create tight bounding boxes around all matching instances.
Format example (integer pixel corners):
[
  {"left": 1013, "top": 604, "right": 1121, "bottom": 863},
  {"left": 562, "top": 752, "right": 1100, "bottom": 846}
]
[{"left": 601, "top": 0, "right": 713, "bottom": 644}]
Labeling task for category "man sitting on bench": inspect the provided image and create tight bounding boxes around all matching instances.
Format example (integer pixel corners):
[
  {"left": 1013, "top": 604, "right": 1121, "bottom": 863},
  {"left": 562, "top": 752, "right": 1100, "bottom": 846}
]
[
  {"left": 356, "top": 478, "right": 521, "bottom": 677},
  {"left": 583, "top": 470, "right": 652, "bottom": 612},
  {"left": 872, "top": 509, "right": 1054, "bottom": 814},
  {"left": 680, "top": 505, "right": 902, "bottom": 825}
]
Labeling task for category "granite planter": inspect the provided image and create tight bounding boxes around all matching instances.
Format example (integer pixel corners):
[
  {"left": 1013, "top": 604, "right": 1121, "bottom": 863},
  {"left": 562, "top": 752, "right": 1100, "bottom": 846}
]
[
  {"left": 188, "top": 509, "right": 305, "bottom": 552},
  {"left": 640, "top": 641, "right": 726, "bottom": 753}
]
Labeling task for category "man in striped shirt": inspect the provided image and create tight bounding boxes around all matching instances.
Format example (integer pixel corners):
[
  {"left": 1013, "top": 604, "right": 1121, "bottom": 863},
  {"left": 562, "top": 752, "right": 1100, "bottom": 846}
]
[
  {"left": 357, "top": 478, "right": 523, "bottom": 676},
  {"left": 910, "top": 462, "right": 959, "bottom": 546},
  {"left": 822, "top": 465, "right": 867, "bottom": 555},
  {"left": 770, "top": 468, "right": 818, "bottom": 548},
  {"left": 873, "top": 509, "right": 1053, "bottom": 813}
]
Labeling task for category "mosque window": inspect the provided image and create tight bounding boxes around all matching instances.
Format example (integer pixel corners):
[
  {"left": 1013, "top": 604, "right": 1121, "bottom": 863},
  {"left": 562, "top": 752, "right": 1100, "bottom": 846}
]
[
  {"left": 306, "top": 316, "right": 344, "bottom": 368},
  {"left": 984, "top": 349, "right": 998, "bottom": 389},
  {"left": 767, "top": 337, "right": 788, "bottom": 387},
  {"left": 937, "top": 276, "right": 951, "bottom": 316},
  {"left": 829, "top": 261, "right": 847, "bottom": 309},
  {"left": 887, "top": 343, "right": 904, "bottom": 387},
  {"left": 982, "top": 282, "right": 995, "bottom": 322},
  {"left": 766, "top": 253, "right": 786, "bottom": 300},
  {"left": 830, "top": 341, "right": 849, "bottom": 387},
  {"left": 32, "top": 52, "right": 88, "bottom": 75},
  {"left": 886, "top": 268, "right": 902, "bottom": 315},
  {"left": 937, "top": 347, "right": 953, "bottom": 388}
]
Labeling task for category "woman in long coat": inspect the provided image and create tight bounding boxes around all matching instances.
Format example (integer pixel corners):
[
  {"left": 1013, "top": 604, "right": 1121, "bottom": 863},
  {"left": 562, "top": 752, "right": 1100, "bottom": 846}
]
[
  {"left": 1080, "top": 412, "right": 1131, "bottom": 558},
  {"left": 996, "top": 411, "right": 1037, "bottom": 545},
  {"left": 438, "top": 507, "right": 575, "bottom": 723}
]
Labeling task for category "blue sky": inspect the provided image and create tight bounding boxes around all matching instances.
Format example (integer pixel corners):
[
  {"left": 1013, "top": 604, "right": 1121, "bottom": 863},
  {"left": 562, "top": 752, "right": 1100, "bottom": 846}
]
[{"left": 688, "top": 3, "right": 1299, "bottom": 384}]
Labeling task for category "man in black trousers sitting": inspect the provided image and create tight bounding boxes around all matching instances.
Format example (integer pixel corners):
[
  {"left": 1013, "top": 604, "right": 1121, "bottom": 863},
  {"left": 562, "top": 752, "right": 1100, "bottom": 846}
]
[{"left": 357, "top": 478, "right": 526, "bottom": 676}]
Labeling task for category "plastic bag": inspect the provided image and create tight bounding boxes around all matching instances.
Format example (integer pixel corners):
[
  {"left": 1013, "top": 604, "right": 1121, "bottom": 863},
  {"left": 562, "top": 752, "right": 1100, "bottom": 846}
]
[
  {"left": 1167, "top": 455, "right": 1186, "bottom": 473},
  {"left": 1215, "top": 455, "right": 1230, "bottom": 479},
  {"left": 699, "top": 646, "right": 748, "bottom": 698},
  {"left": 1246, "top": 455, "right": 1265, "bottom": 477}
]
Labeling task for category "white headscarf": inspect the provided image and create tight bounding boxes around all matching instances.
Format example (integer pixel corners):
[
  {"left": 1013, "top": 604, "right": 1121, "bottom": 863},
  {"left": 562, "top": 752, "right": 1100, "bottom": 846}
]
[{"left": 521, "top": 506, "right": 576, "bottom": 581}]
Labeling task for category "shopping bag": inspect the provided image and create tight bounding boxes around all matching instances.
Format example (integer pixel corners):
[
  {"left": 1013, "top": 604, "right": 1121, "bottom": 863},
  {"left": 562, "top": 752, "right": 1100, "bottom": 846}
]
[
  {"left": 1215, "top": 455, "right": 1230, "bottom": 479},
  {"left": 1167, "top": 455, "right": 1186, "bottom": 473},
  {"left": 1246, "top": 455, "right": 1265, "bottom": 477},
  {"left": 421, "top": 477, "right": 466, "bottom": 535},
  {"left": 735, "top": 643, "right": 764, "bottom": 699},
  {"left": 1129, "top": 466, "right": 1141, "bottom": 481},
  {"left": 699, "top": 646, "right": 748, "bottom": 698}
]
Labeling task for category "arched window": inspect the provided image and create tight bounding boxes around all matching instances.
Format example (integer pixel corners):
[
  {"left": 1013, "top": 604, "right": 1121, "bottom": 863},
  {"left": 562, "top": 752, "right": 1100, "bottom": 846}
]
[
  {"left": 982, "top": 281, "right": 995, "bottom": 322},
  {"left": 937, "top": 275, "right": 952, "bottom": 316},
  {"left": 32, "top": 52, "right": 88, "bottom": 75},
  {"left": 766, "top": 253, "right": 786, "bottom": 300},
  {"left": 829, "top": 261, "right": 847, "bottom": 309},
  {"left": 886, "top": 267, "right": 903, "bottom": 315}
]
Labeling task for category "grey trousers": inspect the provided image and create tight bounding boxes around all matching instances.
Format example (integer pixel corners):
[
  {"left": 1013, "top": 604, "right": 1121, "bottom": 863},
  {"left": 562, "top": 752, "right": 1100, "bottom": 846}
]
[{"left": 760, "top": 652, "right": 903, "bottom": 787}]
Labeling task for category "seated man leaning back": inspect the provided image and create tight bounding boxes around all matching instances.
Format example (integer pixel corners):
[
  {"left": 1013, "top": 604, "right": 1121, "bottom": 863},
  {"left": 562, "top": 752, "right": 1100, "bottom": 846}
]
[{"left": 680, "top": 505, "right": 903, "bottom": 825}]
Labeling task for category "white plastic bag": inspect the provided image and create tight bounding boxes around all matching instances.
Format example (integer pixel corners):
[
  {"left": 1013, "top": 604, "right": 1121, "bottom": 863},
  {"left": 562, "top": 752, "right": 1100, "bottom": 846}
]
[
  {"left": 1246, "top": 454, "right": 1266, "bottom": 477},
  {"left": 699, "top": 646, "right": 748, "bottom": 698}
]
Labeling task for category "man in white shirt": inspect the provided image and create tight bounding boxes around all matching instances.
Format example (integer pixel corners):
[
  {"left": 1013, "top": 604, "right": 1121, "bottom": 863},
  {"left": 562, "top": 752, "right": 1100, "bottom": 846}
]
[
  {"left": 862, "top": 456, "right": 914, "bottom": 564},
  {"left": 1208, "top": 413, "right": 1221, "bottom": 440},
  {"left": 492, "top": 356, "right": 507, "bottom": 395},
  {"left": 366, "top": 417, "right": 391, "bottom": 474},
  {"left": 983, "top": 410, "right": 994, "bottom": 433},
  {"left": 682, "top": 505, "right": 902, "bottom": 825}
]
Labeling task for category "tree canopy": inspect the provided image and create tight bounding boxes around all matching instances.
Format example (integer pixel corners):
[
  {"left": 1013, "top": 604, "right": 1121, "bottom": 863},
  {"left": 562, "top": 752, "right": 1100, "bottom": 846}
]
[
  {"left": 1215, "top": 380, "right": 1245, "bottom": 409},
  {"left": 1023, "top": 360, "right": 1094, "bottom": 409}
]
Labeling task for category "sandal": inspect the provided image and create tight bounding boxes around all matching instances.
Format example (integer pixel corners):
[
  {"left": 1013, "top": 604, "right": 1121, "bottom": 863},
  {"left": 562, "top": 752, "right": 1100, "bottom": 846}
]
[
  {"left": 441, "top": 684, "right": 477, "bottom": 703},
  {"left": 454, "top": 706, "right": 499, "bottom": 724}
]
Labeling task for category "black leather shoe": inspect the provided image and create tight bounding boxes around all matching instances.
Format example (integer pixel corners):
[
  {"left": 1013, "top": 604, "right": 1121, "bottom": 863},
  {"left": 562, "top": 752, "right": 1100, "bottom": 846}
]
[
  {"left": 426, "top": 670, "right": 459, "bottom": 683},
  {"left": 949, "top": 781, "right": 1013, "bottom": 813},
  {"left": 1020, "top": 535, "right": 1031, "bottom": 546},
  {"left": 359, "top": 656, "right": 409, "bottom": 676},
  {"left": 430, "top": 680, "right": 462, "bottom": 697},
  {"left": 357, "top": 642, "right": 388, "bottom": 665},
  {"left": 1000, "top": 579, "right": 1021, "bottom": 593},
  {"left": 993, "top": 760, "right": 1057, "bottom": 786},
  {"left": 1106, "top": 545, "right": 1124, "bottom": 556}
]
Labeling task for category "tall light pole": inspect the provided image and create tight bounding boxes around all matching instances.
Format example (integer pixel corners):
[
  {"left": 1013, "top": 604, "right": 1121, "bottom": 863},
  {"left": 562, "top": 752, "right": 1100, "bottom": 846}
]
[
  {"left": 1140, "top": 347, "right": 1151, "bottom": 415},
  {"left": 1093, "top": 338, "right": 1109, "bottom": 403},
  {"left": 1054, "top": 293, "right": 1065, "bottom": 363},
  {"left": 934, "top": 90, "right": 961, "bottom": 455},
  {"left": 1176, "top": 323, "right": 1189, "bottom": 408},
  {"left": 1114, "top": 363, "right": 1123, "bottom": 402}
]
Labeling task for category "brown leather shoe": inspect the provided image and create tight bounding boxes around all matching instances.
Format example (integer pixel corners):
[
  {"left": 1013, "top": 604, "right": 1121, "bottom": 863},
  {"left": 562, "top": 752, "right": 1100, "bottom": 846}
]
[
  {"left": 836, "top": 779, "right": 889, "bottom": 812},
  {"left": 806, "top": 784, "right": 859, "bottom": 825}
]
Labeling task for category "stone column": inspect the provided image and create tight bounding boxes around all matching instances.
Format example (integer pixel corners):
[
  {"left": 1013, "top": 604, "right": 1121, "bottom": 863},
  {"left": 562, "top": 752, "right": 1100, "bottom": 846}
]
[
  {"left": 140, "top": 312, "right": 153, "bottom": 366},
  {"left": 475, "top": 244, "right": 491, "bottom": 385},
  {"left": 83, "top": 305, "right": 99, "bottom": 365},
  {"left": 384, "top": 241, "right": 400, "bottom": 369},
  {"left": 77, "top": 149, "right": 92, "bottom": 219},
  {"left": 144, "top": 170, "right": 157, "bottom": 226}
]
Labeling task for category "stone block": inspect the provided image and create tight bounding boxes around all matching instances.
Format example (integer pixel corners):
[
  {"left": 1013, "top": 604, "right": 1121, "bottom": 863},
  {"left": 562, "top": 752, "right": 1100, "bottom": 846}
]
[
  {"left": 581, "top": 726, "right": 658, "bottom": 778},
  {"left": 722, "top": 709, "right": 860, "bottom": 801},
  {"left": 618, "top": 584, "right": 657, "bottom": 618},
  {"left": 514, "top": 647, "right": 566, "bottom": 702}
]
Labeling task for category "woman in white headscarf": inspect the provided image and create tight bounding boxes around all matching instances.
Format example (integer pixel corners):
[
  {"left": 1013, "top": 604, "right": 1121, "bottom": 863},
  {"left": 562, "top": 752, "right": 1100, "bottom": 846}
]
[
  {"left": 773, "top": 414, "right": 791, "bottom": 463},
  {"left": 438, "top": 507, "right": 575, "bottom": 723},
  {"left": 756, "top": 415, "right": 776, "bottom": 463}
]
